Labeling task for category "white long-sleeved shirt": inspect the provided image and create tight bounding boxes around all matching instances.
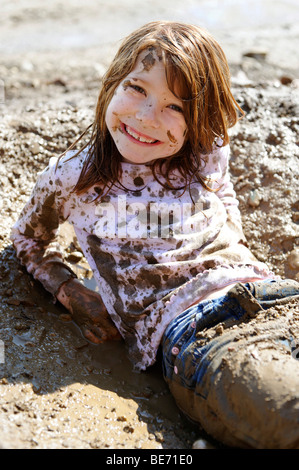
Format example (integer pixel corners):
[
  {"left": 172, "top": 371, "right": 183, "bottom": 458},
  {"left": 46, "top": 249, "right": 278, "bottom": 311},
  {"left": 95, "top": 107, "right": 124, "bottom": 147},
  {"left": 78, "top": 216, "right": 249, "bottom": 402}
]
[{"left": 10, "top": 145, "right": 276, "bottom": 370}]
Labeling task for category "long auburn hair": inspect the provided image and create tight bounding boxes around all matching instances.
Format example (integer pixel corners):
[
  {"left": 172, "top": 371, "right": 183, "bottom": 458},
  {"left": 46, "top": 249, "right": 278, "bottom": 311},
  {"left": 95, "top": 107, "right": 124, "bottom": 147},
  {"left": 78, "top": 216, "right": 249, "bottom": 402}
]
[{"left": 61, "top": 21, "right": 243, "bottom": 197}]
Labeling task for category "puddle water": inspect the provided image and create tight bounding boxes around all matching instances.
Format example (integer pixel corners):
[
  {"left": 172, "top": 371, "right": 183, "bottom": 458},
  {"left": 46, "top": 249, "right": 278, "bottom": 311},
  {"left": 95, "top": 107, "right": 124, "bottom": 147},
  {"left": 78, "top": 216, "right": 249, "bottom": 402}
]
[
  {"left": 16, "top": 260, "right": 188, "bottom": 431},
  {"left": 12, "top": 330, "right": 32, "bottom": 347}
]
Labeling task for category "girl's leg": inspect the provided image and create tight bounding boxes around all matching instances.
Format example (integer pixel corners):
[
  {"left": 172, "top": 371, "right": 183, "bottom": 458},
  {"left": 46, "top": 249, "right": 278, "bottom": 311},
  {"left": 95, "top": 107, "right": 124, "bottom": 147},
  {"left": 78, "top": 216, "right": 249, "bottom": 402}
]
[{"left": 162, "top": 279, "right": 299, "bottom": 448}]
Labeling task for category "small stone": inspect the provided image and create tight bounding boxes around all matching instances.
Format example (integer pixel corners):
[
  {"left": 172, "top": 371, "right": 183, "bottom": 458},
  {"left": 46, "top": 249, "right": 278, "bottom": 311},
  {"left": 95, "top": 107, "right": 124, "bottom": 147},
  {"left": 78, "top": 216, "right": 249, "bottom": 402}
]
[
  {"left": 250, "top": 349, "right": 260, "bottom": 360},
  {"left": 123, "top": 425, "right": 134, "bottom": 433},
  {"left": 292, "top": 213, "right": 299, "bottom": 223},
  {"left": 154, "top": 431, "right": 164, "bottom": 443},
  {"left": 215, "top": 324, "right": 224, "bottom": 335},
  {"left": 9, "top": 118, "right": 35, "bottom": 133},
  {"left": 32, "top": 383, "right": 42, "bottom": 394},
  {"left": 14, "top": 321, "right": 28, "bottom": 330},
  {"left": 66, "top": 251, "right": 83, "bottom": 262},
  {"left": 192, "top": 438, "right": 215, "bottom": 449},
  {"left": 248, "top": 189, "right": 262, "bottom": 207},
  {"left": 280, "top": 76, "right": 293, "bottom": 86},
  {"left": 20, "top": 60, "right": 34, "bottom": 72},
  {"left": 243, "top": 50, "right": 267, "bottom": 61},
  {"left": 20, "top": 298, "right": 35, "bottom": 307},
  {"left": 59, "top": 313, "right": 72, "bottom": 322},
  {"left": 117, "top": 416, "right": 127, "bottom": 422},
  {"left": 287, "top": 250, "right": 299, "bottom": 270},
  {"left": 47, "top": 78, "right": 67, "bottom": 87},
  {"left": 7, "top": 298, "right": 21, "bottom": 306},
  {"left": 232, "top": 70, "right": 251, "bottom": 87},
  {"left": 30, "top": 142, "right": 40, "bottom": 155}
]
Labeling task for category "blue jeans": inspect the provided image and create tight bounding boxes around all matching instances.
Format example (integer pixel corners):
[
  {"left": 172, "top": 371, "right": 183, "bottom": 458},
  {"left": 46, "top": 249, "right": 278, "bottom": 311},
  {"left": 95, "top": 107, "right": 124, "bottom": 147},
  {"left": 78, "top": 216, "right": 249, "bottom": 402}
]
[{"left": 162, "top": 279, "right": 299, "bottom": 448}]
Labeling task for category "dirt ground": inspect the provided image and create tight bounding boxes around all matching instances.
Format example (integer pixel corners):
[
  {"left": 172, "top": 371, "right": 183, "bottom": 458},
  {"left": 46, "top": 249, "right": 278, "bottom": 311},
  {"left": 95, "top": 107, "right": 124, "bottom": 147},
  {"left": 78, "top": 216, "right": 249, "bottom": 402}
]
[{"left": 0, "top": 0, "right": 298, "bottom": 450}]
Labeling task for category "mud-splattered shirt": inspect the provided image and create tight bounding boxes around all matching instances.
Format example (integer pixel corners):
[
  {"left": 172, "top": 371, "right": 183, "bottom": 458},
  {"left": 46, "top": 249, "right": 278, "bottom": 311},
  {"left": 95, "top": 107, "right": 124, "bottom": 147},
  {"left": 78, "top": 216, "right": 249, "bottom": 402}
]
[{"left": 11, "top": 145, "right": 275, "bottom": 370}]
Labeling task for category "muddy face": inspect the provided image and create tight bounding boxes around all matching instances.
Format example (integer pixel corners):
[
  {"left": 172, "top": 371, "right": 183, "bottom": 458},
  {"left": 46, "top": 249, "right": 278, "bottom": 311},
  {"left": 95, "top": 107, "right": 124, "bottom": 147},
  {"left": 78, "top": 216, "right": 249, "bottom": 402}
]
[
  {"left": 167, "top": 130, "right": 177, "bottom": 144},
  {"left": 105, "top": 49, "right": 187, "bottom": 165}
]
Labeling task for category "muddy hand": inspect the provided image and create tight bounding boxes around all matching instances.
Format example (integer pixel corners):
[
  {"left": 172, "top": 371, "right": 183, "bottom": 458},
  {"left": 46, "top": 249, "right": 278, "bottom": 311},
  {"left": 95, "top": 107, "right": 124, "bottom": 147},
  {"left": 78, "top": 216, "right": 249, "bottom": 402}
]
[{"left": 57, "top": 278, "right": 121, "bottom": 343}]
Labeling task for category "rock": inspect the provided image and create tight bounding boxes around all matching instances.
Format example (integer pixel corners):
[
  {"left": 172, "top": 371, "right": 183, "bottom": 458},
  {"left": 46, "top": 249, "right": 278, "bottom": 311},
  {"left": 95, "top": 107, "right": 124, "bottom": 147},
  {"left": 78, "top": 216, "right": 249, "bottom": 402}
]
[
  {"left": 192, "top": 438, "right": 216, "bottom": 449},
  {"left": 59, "top": 313, "right": 72, "bottom": 322},
  {"left": 231, "top": 70, "right": 252, "bottom": 87},
  {"left": 29, "top": 142, "right": 40, "bottom": 155},
  {"left": 292, "top": 213, "right": 299, "bottom": 223},
  {"left": 280, "top": 76, "right": 293, "bottom": 86},
  {"left": 66, "top": 251, "right": 83, "bottom": 262},
  {"left": 243, "top": 50, "right": 268, "bottom": 61},
  {"left": 287, "top": 250, "right": 299, "bottom": 270},
  {"left": 14, "top": 321, "right": 29, "bottom": 330},
  {"left": 47, "top": 78, "right": 67, "bottom": 87},
  {"left": 9, "top": 118, "right": 36, "bottom": 133},
  {"left": 215, "top": 324, "right": 224, "bottom": 335},
  {"left": 7, "top": 298, "right": 21, "bottom": 306},
  {"left": 20, "top": 60, "right": 34, "bottom": 72},
  {"left": 248, "top": 189, "right": 262, "bottom": 207},
  {"left": 123, "top": 425, "right": 134, "bottom": 433}
]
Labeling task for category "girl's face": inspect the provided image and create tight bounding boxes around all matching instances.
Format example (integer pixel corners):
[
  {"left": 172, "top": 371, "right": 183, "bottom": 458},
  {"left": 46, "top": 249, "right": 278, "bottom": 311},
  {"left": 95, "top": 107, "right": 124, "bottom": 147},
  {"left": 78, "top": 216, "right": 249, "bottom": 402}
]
[{"left": 105, "top": 49, "right": 187, "bottom": 165}]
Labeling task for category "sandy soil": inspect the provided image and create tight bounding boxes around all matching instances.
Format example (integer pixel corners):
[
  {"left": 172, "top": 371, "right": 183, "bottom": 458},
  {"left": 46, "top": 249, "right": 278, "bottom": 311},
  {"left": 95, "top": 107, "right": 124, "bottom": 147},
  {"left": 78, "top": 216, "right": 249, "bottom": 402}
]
[{"left": 0, "top": 0, "right": 298, "bottom": 450}]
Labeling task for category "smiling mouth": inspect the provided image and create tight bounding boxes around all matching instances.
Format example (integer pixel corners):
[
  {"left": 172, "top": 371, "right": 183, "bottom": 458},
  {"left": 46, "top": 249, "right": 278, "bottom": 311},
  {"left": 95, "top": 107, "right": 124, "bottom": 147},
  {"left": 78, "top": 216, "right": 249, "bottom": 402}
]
[{"left": 121, "top": 123, "right": 161, "bottom": 145}]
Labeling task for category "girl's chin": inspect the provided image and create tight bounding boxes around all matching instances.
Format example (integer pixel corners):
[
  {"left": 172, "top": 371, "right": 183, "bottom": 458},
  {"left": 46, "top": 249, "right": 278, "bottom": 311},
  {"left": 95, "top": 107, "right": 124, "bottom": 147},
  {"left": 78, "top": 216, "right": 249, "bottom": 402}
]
[
  {"left": 121, "top": 156, "right": 153, "bottom": 165},
  {"left": 119, "top": 150, "right": 159, "bottom": 165}
]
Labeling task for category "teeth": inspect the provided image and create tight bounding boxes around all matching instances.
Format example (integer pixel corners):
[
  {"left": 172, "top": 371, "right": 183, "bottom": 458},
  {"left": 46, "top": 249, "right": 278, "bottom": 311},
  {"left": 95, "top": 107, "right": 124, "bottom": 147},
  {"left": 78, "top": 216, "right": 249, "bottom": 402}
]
[{"left": 125, "top": 125, "right": 157, "bottom": 144}]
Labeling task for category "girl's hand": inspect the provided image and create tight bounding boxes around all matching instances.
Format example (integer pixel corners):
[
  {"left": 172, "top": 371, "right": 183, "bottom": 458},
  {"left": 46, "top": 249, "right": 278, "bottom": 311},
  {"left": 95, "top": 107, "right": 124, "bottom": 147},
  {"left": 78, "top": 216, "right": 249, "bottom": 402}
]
[{"left": 56, "top": 278, "right": 121, "bottom": 343}]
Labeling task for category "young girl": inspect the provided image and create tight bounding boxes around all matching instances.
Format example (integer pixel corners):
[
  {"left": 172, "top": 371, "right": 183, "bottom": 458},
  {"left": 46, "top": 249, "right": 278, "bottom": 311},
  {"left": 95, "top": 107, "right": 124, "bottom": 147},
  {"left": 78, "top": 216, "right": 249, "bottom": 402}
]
[{"left": 11, "top": 21, "right": 299, "bottom": 448}]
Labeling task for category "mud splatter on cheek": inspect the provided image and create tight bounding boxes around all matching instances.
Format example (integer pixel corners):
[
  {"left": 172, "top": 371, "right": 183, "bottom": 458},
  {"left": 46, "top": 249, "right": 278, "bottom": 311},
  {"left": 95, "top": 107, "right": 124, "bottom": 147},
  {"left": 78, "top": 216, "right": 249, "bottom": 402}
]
[{"left": 167, "top": 130, "right": 177, "bottom": 144}]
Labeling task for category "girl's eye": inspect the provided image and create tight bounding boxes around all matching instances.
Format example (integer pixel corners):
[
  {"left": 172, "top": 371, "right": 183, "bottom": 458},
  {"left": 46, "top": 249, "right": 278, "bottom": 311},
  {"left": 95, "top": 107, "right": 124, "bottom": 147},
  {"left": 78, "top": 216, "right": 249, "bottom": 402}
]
[
  {"left": 130, "top": 84, "right": 146, "bottom": 95},
  {"left": 168, "top": 104, "right": 183, "bottom": 113}
]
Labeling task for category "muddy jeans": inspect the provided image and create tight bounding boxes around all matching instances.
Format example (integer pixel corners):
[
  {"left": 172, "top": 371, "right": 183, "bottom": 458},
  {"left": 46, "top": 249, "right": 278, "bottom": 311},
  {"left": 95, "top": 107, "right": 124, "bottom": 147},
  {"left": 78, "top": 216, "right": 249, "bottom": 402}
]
[{"left": 162, "top": 279, "right": 299, "bottom": 449}]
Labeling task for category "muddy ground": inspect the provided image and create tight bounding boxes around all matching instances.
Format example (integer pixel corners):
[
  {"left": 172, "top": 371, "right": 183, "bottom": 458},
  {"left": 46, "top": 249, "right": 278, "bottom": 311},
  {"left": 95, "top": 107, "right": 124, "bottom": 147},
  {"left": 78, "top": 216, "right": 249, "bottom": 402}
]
[{"left": 0, "top": 0, "right": 298, "bottom": 450}]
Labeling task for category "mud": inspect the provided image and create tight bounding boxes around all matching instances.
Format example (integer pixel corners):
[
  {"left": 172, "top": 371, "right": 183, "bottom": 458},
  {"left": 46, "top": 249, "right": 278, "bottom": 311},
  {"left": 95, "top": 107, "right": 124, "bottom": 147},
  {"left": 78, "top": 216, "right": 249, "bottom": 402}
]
[
  {"left": 0, "top": 0, "right": 298, "bottom": 450},
  {"left": 142, "top": 52, "right": 156, "bottom": 71},
  {"left": 169, "top": 298, "right": 299, "bottom": 449}
]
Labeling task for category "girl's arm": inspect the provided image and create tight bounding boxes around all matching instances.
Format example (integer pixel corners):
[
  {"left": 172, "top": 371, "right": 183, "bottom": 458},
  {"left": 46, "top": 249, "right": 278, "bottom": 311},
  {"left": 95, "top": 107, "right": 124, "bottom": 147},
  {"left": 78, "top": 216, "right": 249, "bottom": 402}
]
[
  {"left": 10, "top": 158, "right": 77, "bottom": 296},
  {"left": 10, "top": 157, "right": 120, "bottom": 343}
]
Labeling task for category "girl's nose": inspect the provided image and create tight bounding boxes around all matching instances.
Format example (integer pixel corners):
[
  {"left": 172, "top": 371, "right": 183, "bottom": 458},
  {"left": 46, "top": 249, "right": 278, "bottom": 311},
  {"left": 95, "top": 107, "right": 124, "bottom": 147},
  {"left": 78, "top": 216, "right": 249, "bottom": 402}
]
[{"left": 135, "top": 102, "right": 160, "bottom": 128}]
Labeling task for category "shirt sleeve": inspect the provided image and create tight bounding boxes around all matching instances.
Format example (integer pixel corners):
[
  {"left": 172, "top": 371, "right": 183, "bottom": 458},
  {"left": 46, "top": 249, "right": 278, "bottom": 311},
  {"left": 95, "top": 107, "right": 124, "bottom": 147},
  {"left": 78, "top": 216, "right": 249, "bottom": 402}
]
[{"left": 10, "top": 157, "right": 77, "bottom": 296}]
